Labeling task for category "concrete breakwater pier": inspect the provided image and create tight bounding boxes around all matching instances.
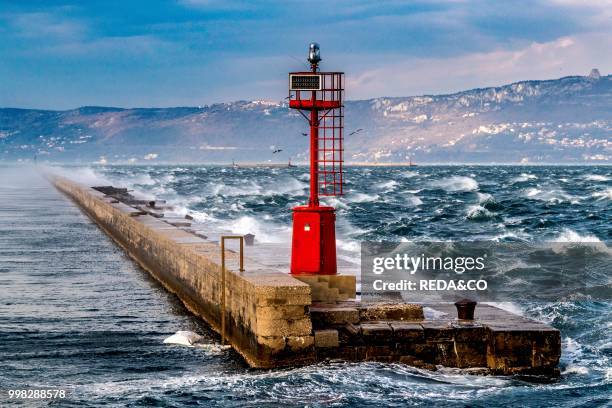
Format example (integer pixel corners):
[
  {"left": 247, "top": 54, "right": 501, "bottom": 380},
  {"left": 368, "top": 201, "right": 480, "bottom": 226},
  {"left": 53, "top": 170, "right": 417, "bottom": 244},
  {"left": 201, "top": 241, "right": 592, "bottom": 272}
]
[{"left": 51, "top": 175, "right": 561, "bottom": 377}]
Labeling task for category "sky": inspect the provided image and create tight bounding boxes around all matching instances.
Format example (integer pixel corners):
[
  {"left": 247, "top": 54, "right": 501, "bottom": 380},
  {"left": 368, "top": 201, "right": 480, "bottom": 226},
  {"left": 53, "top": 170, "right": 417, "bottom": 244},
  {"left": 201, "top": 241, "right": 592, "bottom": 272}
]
[{"left": 0, "top": 0, "right": 610, "bottom": 110}]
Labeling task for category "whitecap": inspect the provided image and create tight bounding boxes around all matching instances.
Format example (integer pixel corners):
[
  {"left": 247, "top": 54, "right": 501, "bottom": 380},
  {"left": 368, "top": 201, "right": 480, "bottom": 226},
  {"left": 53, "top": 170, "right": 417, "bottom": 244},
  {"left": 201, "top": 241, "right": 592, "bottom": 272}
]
[
  {"left": 466, "top": 205, "right": 495, "bottom": 221},
  {"left": 490, "top": 232, "right": 521, "bottom": 241},
  {"left": 347, "top": 192, "right": 379, "bottom": 203},
  {"left": 562, "top": 365, "right": 589, "bottom": 375},
  {"left": 584, "top": 174, "right": 610, "bottom": 182},
  {"left": 476, "top": 192, "right": 495, "bottom": 204},
  {"left": 550, "top": 229, "right": 611, "bottom": 255},
  {"left": 553, "top": 228, "right": 602, "bottom": 243},
  {"left": 125, "top": 173, "right": 157, "bottom": 186},
  {"left": 262, "top": 177, "right": 307, "bottom": 196},
  {"left": 376, "top": 180, "right": 398, "bottom": 191},
  {"left": 511, "top": 173, "right": 538, "bottom": 183},
  {"left": 337, "top": 239, "right": 361, "bottom": 254},
  {"left": 592, "top": 188, "right": 612, "bottom": 200},
  {"left": 430, "top": 176, "right": 478, "bottom": 192},
  {"left": 523, "top": 187, "right": 579, "bottom": 204},
  {"left": 230, "top": 216, "right": 291, "bottom": 243},
  {"left": 401, "top": 171, "right": 419, "bottom": 178},
  {"left": 404, "top": 196, "right": 423, "bottom": 206}
]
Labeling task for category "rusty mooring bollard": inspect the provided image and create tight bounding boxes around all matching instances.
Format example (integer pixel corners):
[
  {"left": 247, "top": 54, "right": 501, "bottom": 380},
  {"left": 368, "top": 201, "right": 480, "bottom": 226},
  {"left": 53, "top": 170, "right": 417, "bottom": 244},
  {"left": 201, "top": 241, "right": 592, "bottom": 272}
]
[
  {"left": 244, "top": 233, "right": 255, "bottom": 246},
  {"left": 455, "top": 299, "right": 477, "bottom": 320}
]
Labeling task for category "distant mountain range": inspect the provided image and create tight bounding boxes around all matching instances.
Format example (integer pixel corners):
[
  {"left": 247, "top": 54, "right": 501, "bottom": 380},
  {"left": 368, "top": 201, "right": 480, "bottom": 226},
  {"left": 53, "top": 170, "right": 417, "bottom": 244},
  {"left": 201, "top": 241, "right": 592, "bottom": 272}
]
[{"left": 1, "top": 70, "right": 610, "bottom": 164}]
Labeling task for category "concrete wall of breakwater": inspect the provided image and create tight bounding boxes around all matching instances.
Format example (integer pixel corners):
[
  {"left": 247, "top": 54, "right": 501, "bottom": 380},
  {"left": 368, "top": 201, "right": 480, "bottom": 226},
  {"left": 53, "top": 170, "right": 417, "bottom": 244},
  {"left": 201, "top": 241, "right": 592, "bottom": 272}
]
[{"left": 52, "top": 176, "right": 315, "bottom": 368}]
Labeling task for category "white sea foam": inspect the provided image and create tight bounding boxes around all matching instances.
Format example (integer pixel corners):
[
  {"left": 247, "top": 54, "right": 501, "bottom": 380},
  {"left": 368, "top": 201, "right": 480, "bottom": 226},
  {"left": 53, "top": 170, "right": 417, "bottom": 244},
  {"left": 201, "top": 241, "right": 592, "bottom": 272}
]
[
  {"left": 163, "top": 331, "right": 204, "bottom": 347},
  {"left": 404, "top": 196, "right": 423, "bottom": 206},
  {"left": 377, "top": 180, "right": 398, "bottom": 191},
  {"left": 550, "top": 229, "right": 611, "bottom": 255},
  {"left": 229, "top": 216, "right": 291, "bottom": 243},
  {"left": 466, "top": 205, "right": 495, "bottom": 221},
  {"left": 400, "top": 171, "right": 419, "bottom": 178},
  {"left": 430, "top": 176, "right": 478, "bottom": 192},
  {"left": 553, "top": 229, "right": 602, "bottom": 243},
  {"left": 562, "top": 365, "right": 590, "bottom": 375},
  {"left": 584, "top": 174, "right": 610, "bottom": 182},
  {"left": 490, "top": 231, "right": 523, "bottom": 241},
  {"left": 129, "top": 173, "right": 157, "bottom": 186},
  {"left": 264, "top": 177, "right": 307, "bottom": 195},
  {"left": 347, "top": 192, "right": 379, "bottom": 203},
  {"left": 423, "top": 306, "right": 448, "bottom": 319},
  {"left": 209, "top": 180, "right": 262, "bottom": 197},
  {"left": 524, "top": 187, "right": 579, "bottom": 204},
  {"left": 511, "top": 173, "right": 538, "bottom": 183},
  {"left": 46, "top": 165, "right": 110, "bottom": 186},
  {"left": 485, "top": 302, "right": 524, "bottom": 316},
  {"left": 337, "top": 239, "right": 361, "bottom": 254},
  {"left": 592, "top": 188, "right": 612, "bottom": 200}
]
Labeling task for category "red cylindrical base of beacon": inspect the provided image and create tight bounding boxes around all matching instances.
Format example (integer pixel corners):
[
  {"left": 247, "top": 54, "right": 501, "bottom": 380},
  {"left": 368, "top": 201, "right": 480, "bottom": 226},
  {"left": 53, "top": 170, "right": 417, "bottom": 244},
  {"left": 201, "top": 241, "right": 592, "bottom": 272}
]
[{"left": 290, "top": 205, "right": 337, "bottom": 275}]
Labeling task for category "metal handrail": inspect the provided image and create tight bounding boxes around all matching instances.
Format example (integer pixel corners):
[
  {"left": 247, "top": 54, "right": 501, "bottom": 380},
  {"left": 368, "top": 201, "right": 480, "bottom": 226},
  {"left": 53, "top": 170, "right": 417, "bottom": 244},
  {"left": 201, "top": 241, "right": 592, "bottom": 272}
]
[{"left": 220, "top": 235, "right": 245, "bottom": 345}]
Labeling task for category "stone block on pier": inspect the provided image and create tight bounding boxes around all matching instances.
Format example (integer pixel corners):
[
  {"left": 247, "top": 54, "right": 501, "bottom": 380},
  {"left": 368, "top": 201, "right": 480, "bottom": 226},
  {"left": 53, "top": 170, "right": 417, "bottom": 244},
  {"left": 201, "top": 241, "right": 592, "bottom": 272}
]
[{"left": 314, "top": 329, "right": 339, "bottom": 348}]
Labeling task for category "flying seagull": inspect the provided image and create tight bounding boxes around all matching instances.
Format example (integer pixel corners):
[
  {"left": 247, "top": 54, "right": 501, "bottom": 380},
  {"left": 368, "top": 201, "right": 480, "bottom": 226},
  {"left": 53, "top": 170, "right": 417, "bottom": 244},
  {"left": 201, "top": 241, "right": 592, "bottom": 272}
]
[
  {"left": 273, "top": 149, "right": 283, "bottom": 154},
  {"left": 348, "top": 128, "right": 363, "bottom": 136}
]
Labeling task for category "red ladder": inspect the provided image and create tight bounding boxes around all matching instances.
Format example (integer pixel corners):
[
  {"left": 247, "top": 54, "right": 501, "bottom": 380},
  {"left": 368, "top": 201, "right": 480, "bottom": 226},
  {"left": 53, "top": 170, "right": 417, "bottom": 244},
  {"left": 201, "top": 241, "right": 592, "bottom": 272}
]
[{"left": 318, "top": 105, "right": 344, "bottom": 196}]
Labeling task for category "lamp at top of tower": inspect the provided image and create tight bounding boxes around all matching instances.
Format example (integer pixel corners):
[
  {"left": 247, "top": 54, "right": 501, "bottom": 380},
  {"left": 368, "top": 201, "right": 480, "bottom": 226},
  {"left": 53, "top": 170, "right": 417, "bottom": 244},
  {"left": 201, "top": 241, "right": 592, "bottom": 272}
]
[{"left": 308, "top": 42, "right": 321, "bottom": 65}]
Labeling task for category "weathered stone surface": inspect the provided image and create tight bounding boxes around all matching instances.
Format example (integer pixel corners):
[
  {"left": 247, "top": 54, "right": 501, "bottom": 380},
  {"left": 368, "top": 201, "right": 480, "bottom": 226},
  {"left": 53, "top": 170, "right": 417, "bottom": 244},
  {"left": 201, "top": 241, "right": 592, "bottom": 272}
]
[
  {"left": 294, "top": 275, "right": 357, "bottom": 302},
  {"left": 360, "top": 303, "right": 424, "bottom": 321},
  {"left": 422, "top": 321, "right": 454, "bottom": 341},
  {"left": 256, "top": 305, "right": 308, "bottom": 320},
  {"left": 314, "top": 329, "right": 339, "bottom": 348},
  {"left": 257, "top": 335, "right": 286, "bottom": 354},
  {"left": 317, "top": 275, "right": 357, "bottom": 298},
  {"left": 257, "top": 317, "right": 312, "bottom": 337},
  {"left": 487, "top": 327, "right": 561, "bottom": 374},
  {"left": 453, "top": 323, "right": 488, "bottom": 368},
  {"left": 399, "top": 355, "right": 417, "bottom": 365},
  {"left": 361, "top": 322, "right": 393, "bottom": 344},
  {"left": 310, "top": 305, "right": 360, "bottom": 326},
  {"left": 390, "top": 322, "right": 424, "bottom": 341},
  {"left": 287, "top": 335, "right": 315, "bottom": 351}
]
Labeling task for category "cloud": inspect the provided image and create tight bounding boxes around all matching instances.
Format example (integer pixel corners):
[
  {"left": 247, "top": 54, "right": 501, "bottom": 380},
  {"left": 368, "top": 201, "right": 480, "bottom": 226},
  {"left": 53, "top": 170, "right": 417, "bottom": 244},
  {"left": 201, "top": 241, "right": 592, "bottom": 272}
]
[
  {"left": 347, "top": 33, "right": 612, "bottom": 99},
  {"left": 5, "top": 11, "right": 87, "bottom": 40},
  {"left": 1, "top": 0, "right": 611, "bottom": 108},
  {"left": 199, "top": 144, "right": 238, "bottom": 150},
  {"left": 143, "top": 153, "right": 158, "bottom": 160},
  {"left": 1, "top": 9, "right": 170, "bottom": 58}
]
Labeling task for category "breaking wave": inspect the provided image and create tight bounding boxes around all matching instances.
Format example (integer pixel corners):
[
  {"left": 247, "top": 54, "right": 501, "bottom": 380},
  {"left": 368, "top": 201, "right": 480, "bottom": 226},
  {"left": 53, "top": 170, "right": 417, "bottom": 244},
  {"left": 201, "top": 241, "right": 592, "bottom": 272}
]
[
  {"left": 584, "top": 174, "right": 610, "bottom": 182},
  {"left": 430, "top": 176, "right": 479, "bottom": 192},
  {"left": 511, "top": 173, "right": 538, "bottom": 183}
]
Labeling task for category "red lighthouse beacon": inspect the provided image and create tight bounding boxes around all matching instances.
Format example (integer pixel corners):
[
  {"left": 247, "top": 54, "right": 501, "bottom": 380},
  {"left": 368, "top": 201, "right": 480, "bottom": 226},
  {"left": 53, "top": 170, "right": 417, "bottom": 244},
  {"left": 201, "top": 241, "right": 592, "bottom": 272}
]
[{"left": 289, "top": 43, "right": 344, "bottom": 275}]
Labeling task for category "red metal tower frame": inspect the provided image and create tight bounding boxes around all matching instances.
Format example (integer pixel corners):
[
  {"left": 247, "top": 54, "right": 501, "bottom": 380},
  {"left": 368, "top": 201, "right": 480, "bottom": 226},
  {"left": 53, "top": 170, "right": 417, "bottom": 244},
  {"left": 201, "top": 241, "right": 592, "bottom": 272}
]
[{"left": 288, "top": 44, "right": 344, "bottom": 275}]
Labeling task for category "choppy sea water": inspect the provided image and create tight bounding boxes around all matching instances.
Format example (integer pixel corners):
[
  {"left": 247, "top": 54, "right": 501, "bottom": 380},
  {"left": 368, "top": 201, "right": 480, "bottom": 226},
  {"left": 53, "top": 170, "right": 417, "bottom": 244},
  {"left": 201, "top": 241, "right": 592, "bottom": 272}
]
[{"left": 1, "top": 165, "right": 610, "bottom": 407}]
